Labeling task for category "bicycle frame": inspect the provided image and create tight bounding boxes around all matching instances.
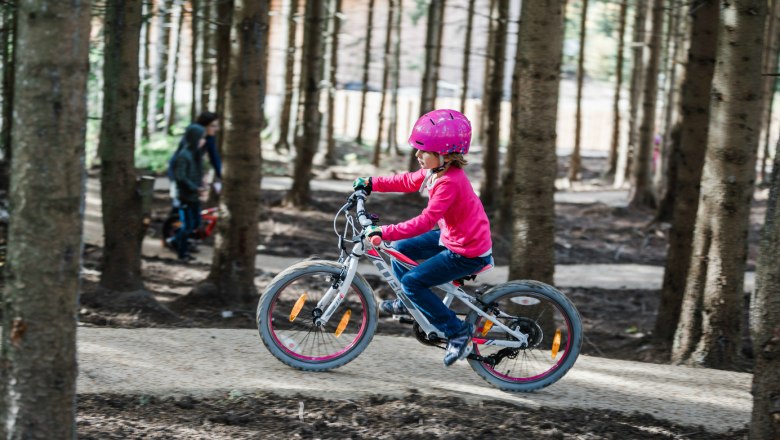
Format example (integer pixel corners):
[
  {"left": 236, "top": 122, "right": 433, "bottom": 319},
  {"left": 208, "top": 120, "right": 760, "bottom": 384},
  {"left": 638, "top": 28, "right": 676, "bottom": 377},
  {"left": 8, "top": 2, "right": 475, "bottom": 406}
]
[
  {"left": 315, "top": 193, "right": 531, "bottom": 349},
  {"left": 196, "top": 207, "right": 218, "bottom": 239}
]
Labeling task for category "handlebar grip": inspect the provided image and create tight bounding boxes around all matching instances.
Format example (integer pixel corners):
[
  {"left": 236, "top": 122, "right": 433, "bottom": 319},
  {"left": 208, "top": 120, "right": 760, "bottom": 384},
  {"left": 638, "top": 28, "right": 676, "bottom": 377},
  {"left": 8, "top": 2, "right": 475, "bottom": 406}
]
[{"left": 369, "top": 235, "right": 382, "bottom": 247}]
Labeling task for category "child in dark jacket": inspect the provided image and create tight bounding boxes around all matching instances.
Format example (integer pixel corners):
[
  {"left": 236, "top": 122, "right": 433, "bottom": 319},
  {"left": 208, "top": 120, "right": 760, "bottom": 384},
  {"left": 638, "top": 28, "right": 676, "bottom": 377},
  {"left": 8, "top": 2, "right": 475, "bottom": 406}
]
[
  {"left": 172, "top": 124, "right": 207, "bottom": 261},
  {"left": 167, "top": 112, "right": 222, "bottom": 206}
]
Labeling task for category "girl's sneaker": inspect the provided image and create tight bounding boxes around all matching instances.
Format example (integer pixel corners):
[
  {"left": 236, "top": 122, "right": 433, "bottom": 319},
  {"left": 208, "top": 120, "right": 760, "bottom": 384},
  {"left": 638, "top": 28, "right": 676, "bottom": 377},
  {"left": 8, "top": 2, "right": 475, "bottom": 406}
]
[
  {"left": 380, "top": 299, "right": 409, "bottom": 316},
  {"left": 443, "top": 322, "right": 474, "bottom": 367}
]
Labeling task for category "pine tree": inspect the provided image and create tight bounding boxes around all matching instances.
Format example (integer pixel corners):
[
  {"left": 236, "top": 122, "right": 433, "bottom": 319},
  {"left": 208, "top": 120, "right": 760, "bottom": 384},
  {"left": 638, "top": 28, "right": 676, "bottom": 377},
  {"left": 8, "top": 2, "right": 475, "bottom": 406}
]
[
  {"left": 508, "top": 0, "right": 565, "bottom": 284},
  {"left": 99, "top": 0, "right": 145, "bottom": 292},
  {"left": 0, "top": 0, "right": 91, "bottom": 436},
  {"left": 202, "top": 0, "right": 269, "bottom": 302},
  {"left": 672, "top": 0, "right": 766, "bottom": 369}
]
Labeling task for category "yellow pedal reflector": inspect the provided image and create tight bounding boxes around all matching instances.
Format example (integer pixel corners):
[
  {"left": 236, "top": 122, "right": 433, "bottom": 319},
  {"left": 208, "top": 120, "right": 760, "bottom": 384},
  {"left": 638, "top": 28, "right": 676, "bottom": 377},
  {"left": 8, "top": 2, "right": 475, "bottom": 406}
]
[
  {"left": 290, "top": 294, "right": 307, "bottom": 322},
  {"left": 481, "top": 319, "right": 494, "bottom": 336},
  {"left": 551, "top": 329, "right": 562, "bottom": 359},
  {"left": 335, "top": 310, "right": 351, "bottom": 337}
]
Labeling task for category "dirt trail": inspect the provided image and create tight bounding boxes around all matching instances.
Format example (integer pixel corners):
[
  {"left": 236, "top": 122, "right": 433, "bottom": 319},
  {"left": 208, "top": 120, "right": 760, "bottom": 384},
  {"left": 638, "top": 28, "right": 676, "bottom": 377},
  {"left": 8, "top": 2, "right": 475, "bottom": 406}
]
[{"left": 78, "top": 328, "right": 751, "bottom": 433}]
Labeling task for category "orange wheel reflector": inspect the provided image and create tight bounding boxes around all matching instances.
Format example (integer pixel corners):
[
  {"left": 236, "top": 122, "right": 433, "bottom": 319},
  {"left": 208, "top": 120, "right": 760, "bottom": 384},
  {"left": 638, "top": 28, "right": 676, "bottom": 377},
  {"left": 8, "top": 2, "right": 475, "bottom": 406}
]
[
  {"left": 551, "top": 329, "right": 562, "bottom": 359},
  {"left": 290, "top": 294, "right": 307, "bottom": 322},
  {"left": 481, "top": 319, "right": 494, "bottom": 336},
  {"left": 335, "top": 310, "right": 351, "bottom": 337}
]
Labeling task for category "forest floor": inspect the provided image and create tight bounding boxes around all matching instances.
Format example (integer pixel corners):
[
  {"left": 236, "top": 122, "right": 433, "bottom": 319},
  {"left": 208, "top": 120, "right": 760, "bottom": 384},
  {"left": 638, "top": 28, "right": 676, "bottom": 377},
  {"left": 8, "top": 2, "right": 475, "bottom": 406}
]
[{"left": 12, "top": 145, "right": 768, "bottom": 438}]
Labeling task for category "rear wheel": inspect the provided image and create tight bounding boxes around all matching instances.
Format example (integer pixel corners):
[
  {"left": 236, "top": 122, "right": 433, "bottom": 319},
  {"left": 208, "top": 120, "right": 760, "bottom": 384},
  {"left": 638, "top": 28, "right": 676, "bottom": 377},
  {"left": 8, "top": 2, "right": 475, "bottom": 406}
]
[
  {"left": 466, "top": 280, "right": 582, "bottom": 392},
  {"left": 257, "top": 260, "right": 378, "bottom": 371}
]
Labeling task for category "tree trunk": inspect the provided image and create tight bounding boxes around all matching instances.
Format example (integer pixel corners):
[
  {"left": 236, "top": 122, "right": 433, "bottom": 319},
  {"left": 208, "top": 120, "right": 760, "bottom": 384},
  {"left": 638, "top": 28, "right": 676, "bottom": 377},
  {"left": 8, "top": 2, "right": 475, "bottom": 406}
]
[
  {"left": 653, "top": 4, "right": 719, "bottom": 344},
  {"left": 420, "top": 0, "right": 446, "bottom": 113},
  {"left": 387, "top": 0, "right": 403, "bottom": 156},
  {"left": 200, "top": 0, "right": 214, "bottom": 112},
  {"left": 431, "top": 0, "right": 446, "bottom": 110},
  {"left": 275, "top": 0, "right": 298, "bottom": 153},
  {"left": 477, "top": 0, "right": 497, "bottom": 149},
  {"left": 617, "top": 0, "right": 648, "bottom": 188},
  {"left": 459, "top": 0, "right": 476, "bottom": 114},
  {"left": 750, "top": 136, "right": 780, "bottom": 440},
  {"left": 628, "top": 0, "right": 664, "bottom": 209},
  {"left": 653, "top": 0, "right": 685, "bottom": 208},
  {"left": 324, "top": 0, "right": 342, "bottom": 165},
  {"left": 761, "top": 90, "right": 776, "bottom": 186},
  {"left": 355, "top": 0, "right": 375, "bottom": 145},
  {"left": 164, "top": 0, "right": 184, "bottom": 134},
  {"left": 508, "top": 0, "right": 565, "bottom": 285},
  {"left": 372, "top": 0, "right": 395, "bottom": 167},
  {"left": 568, "top": 0, "right": 589, "bottom": 183},
  {"left": 409, "top": 0, "right": 446, "bottom": 171},
  {"left": 653, "top": 0, "right": 718, "bottom": 344},
  {"left": 606, "top": 0, "right": 628, "bottom": 178},
  {"left": 140, "top": 0, "right": 153, "bottom": 141},
  {"left": 672, "top": 0, "right": 766, "bottom": 369},
  {"left": 204, "top": 0, "right": 268, "bottom": 303},
  {"left": 480, "top": 0, "right": 508, "bottom": 210},
  {"left": 99, "top": 0, "right": 145, "bottom": 292},
  {"left": 499, "top": 14, "right": 523, "bottom": 237},
  {"left": 759, "top": 0, "right": 780, "bottom": 185},
  {"left": 154, "top": 0, "right": 172, "bottom": 132},
  {"left": 0, "top": 2, "right": 17, "bottom": 193},
  {"left": 287, "top": 0, "right": 325, "bottom": 206},
  {"left": 0, "top": 1, "right": 91, "bottom": 437},
  {"left": 191, "top": 0, "right": 200, "bottom": 121},
  {"left": 215, "top": 0, "right": 234, "bottom": 151}
]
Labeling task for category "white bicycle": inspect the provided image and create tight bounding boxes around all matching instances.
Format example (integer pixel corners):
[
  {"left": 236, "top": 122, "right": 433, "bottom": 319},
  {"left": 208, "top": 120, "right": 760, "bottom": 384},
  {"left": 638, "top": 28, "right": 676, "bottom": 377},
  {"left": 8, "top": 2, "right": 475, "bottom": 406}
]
[{"left": 256, "top": 190, "right": 582, "bottom": 392}]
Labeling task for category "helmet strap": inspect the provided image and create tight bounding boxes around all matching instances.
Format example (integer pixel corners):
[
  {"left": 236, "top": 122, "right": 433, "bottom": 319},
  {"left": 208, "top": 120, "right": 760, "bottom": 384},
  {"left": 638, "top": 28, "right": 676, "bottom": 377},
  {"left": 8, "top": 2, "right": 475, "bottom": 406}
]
[{"left": 430, "top": 155, "right": 448, "bottom": 174}]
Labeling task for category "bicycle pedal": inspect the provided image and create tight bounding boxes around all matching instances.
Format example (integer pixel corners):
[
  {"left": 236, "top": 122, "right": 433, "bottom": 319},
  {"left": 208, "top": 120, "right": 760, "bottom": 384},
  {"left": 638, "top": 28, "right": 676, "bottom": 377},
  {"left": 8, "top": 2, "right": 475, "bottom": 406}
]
[{"left": 392, "top": 315, "right": 415, "bottom": 324}]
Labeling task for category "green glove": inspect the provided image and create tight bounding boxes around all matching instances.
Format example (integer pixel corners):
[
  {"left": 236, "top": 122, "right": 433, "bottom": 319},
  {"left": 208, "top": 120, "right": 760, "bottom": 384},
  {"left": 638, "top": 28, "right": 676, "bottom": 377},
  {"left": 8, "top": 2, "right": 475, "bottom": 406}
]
[
  {"left": 364, "top": 225, "right": 382, "bottom": 238},
  {"left": 352, "top": 176, "right": 372, "bottom": 195}
]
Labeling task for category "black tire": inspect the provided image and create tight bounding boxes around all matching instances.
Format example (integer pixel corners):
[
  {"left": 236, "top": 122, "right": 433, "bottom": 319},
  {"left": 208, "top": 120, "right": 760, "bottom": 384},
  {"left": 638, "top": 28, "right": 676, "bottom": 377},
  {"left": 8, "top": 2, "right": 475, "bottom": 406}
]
[
  {"left": 465, "top": 280, "right": 583, "bottom": 392},
  {"left": 257, "top": 260, "right": 378, "bottom": 372}
]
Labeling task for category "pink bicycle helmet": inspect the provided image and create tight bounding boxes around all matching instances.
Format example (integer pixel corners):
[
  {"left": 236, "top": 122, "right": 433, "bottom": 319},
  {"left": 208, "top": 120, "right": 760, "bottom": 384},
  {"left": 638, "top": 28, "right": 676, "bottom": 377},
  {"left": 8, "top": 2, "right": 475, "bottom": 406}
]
[{"left": 408, "top": 109, "right": 472, "bottom": 155}]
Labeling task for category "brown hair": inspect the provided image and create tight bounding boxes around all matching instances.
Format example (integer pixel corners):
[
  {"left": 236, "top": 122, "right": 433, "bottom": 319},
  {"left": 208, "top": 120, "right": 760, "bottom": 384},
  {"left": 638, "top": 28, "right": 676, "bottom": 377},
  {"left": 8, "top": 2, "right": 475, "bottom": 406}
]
[
  {"left": 423, "top": 150, "right": 469, "bottom": 168},
  {"left": 443, "top": 153, "right": 468, "bottom": 168}
]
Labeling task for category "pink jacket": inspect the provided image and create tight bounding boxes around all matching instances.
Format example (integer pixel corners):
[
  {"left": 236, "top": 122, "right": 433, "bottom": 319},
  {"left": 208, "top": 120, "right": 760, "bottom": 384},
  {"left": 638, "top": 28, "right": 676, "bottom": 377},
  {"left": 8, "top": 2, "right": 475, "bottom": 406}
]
[{"left": 372, "top": 168, "right": 493, "bottom": 258}]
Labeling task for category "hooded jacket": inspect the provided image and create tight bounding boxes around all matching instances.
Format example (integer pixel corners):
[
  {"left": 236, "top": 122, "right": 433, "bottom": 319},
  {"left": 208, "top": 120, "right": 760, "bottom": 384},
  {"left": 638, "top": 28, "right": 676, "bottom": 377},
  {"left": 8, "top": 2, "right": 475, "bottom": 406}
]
[{"left": 174, "top": 124, "right": 206, "bottom": 204}]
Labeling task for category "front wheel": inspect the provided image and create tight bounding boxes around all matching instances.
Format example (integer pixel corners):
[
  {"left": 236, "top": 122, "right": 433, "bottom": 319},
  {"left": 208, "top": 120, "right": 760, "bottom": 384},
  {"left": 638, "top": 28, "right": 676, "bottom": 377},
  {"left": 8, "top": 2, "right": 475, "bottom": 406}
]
[
  {"left": 257, "top": 260, "right": 378, "bottom": 371},
  {"left": 466, "top": 280, "right": 582, "bottom": 392}
]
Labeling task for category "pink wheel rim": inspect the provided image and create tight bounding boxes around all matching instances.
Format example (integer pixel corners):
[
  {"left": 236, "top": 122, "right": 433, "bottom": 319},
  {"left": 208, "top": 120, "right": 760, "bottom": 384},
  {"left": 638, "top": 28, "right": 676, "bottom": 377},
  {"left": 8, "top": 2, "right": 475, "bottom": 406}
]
[
  {"left": 474, "top": 300, "right": 573, "bottom": 383},
  {"left": 267, "top": 276, "right": 368, "bottom": 363}
]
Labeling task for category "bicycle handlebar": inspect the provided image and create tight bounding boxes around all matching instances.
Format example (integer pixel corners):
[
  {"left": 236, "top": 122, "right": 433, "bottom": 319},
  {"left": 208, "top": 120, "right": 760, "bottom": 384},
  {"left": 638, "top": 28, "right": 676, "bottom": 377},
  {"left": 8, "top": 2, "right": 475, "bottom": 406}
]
[{"left": 354, "top": 191, "right": 374, "bottom": 227}]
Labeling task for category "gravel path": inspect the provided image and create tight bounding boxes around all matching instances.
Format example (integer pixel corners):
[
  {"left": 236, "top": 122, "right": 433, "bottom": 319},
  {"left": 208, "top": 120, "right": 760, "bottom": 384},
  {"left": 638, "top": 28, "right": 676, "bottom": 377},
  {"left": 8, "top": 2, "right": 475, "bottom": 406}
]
[{"left": 78, "top": 328, "right": 751, "bottom": 433}]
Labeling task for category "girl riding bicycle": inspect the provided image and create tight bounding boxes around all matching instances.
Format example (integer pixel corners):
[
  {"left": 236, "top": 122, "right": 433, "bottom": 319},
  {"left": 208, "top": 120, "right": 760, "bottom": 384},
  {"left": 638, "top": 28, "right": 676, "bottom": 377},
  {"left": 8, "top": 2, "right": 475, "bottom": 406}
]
[{"left": 353, "top": 109, "right": 492, "bottom": 366}]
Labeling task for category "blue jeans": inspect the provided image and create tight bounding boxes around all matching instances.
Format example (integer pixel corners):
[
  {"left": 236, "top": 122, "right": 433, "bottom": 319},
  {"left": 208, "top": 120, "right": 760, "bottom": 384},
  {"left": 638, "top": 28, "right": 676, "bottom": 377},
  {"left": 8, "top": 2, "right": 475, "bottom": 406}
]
[
  {"left": 175, "top": 202, "right": 201, "bottom": 258},
  {"left": 391, "top": 230, "right": 493, "bottom": 338}
]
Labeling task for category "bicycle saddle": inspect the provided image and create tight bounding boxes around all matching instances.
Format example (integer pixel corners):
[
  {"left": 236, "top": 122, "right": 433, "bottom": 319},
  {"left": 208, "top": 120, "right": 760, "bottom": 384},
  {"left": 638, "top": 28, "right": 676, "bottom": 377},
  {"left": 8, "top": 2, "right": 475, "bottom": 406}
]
[{"left": 453, "top": 263, "right": 494, "bottom": 286}]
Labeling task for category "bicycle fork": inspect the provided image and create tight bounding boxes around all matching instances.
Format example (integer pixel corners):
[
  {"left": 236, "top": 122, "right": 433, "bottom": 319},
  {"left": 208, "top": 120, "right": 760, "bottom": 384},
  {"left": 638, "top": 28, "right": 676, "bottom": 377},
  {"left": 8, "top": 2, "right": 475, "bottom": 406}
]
[{"left": 314, "top": 255, "right": 360, "bottom": 327}]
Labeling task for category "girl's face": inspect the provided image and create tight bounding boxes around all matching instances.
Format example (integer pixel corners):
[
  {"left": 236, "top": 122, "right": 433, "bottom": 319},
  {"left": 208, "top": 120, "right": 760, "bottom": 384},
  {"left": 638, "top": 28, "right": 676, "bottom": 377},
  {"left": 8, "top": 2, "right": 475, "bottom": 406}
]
[
  {"left": 415, "top": 149, "right": 441, "bottom": 170},
  {"left": 206, "top": 119, "right": 220, "bottom": 136}
]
